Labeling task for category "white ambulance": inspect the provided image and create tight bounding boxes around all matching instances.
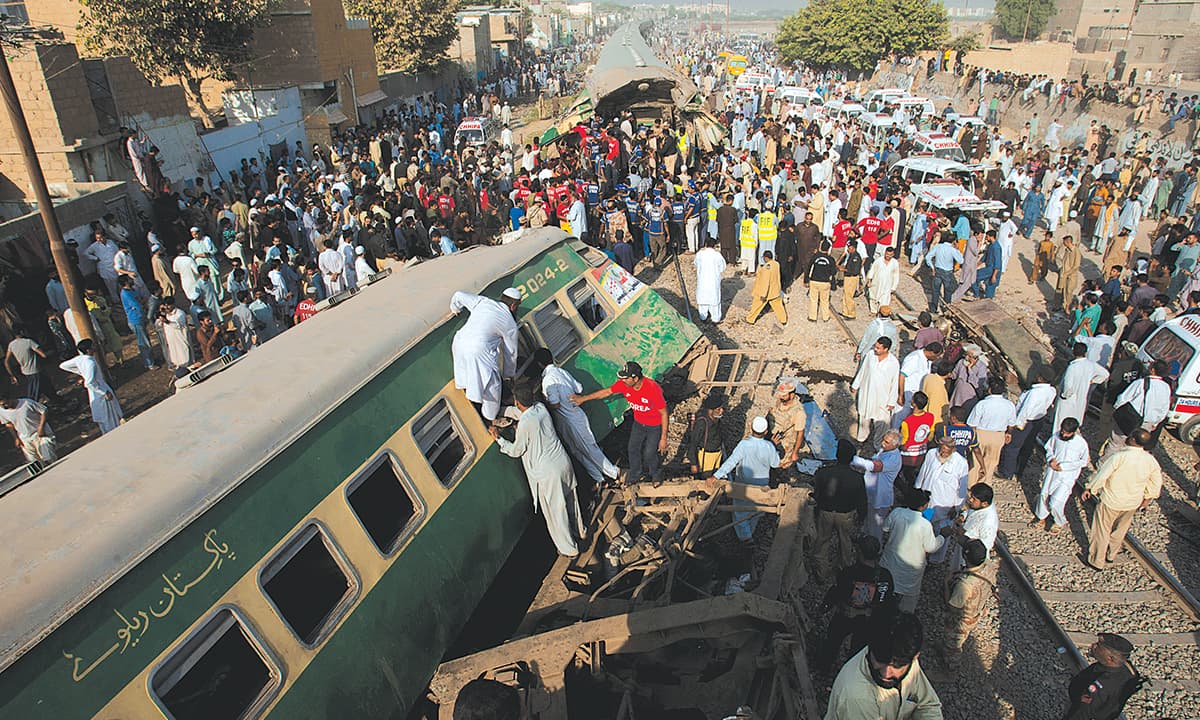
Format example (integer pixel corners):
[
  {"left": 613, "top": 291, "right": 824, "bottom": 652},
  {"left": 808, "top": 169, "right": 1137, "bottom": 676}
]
[{"left": 1134, "top": 315, "right": 1200, "bottom": 442}]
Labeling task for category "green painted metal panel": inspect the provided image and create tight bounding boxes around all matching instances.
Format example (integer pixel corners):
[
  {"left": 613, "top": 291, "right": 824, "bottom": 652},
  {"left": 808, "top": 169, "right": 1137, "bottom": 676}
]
[
  {"left": 266, "top": 449, "right": 529, "bottom": 719},
  {"left": 0, "top": 241, "right": 698, "bottom": 719}
]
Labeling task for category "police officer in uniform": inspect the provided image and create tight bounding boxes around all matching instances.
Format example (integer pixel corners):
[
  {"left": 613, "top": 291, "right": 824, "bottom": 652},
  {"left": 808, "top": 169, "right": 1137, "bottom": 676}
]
[{"left": 1064, "top": 633, "right": 1141, "bottom": 720}]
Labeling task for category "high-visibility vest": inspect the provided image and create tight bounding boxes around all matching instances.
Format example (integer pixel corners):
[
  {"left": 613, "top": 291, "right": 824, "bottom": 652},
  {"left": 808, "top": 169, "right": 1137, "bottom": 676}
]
[
  {"left": 740, "top": 218, "right": 757, "bottom": 248},
  {"left": 707, "top": 193, "right": 719, "bottom": 222},
  {"left": 757, "top": 211, "right": 777, "bottom": 242}
]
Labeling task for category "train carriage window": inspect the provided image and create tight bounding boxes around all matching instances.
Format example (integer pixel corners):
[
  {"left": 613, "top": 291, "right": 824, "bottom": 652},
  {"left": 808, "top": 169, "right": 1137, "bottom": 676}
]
[
  {"left": 567, "top": 279, "right": 609, "bottom": 331},
  {"left": 259, "top": 524, "right": 358, "bottom": 646},
  {"left": 151, "top": 608, "right": 280, "bottom": 720},
  {"left": 346, "top": 454, "right": 422, "bottom": 554},
  {"left": 413, "top": 398, "right": 475, "bottom": 487},
  {"left": 532, "top": 300, "right": 582, "bottom": 358}
]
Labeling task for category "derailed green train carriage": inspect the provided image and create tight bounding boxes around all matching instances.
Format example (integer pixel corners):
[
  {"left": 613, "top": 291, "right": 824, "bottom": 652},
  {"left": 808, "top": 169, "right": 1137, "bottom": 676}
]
[{"left": 0, "top": 229, "right": 700, "bottom": 719}]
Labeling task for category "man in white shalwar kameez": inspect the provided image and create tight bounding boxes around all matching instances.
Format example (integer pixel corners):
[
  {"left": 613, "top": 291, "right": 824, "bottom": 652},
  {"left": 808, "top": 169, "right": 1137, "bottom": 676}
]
[
  {"left": 694, "top": 240, "right": 727, "bottom": 322},
  {"left": 158, "top": 298, "right": 194, "bottom": 370},
  {"left": 318, "top": 239, "right": 347, "bottom": 294},
  {"left": 865, "top": 246, "right": 900, "bottom": 311},
  {"left": 851, "top": 337, "right": 900, "bottom": 443},
  {"left": 914, "top": 437, "right": 969, "bottom": 563},
  {"left": 1031, "top": 416, "right": 1089, "bottom": 531},
  {"left": 451, "top": 288, "right": 521, "bottom": 422},
  {"left": 1052, "top": 342, "right": 1110, "bottom": 433},
  {"left": 492, "top": 384, "right": 582, "bottom": 556},
  {"left": 338, "top": 233, "right": 358, "bottom": 290},
  {"left": 60, "top": 339, "right": 123, "bottom": 434},
  {"left": 534, "top": 348, "right": 620, "bottom": 486},
  {"left": 881, "top": 491, "right": 944, "bottom": 613}
]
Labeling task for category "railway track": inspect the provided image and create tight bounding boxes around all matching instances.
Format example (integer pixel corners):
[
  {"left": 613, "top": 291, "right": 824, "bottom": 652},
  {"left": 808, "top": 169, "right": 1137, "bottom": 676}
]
[{"left": 827, "top": 287, "right": 1200, "bottom": 707}]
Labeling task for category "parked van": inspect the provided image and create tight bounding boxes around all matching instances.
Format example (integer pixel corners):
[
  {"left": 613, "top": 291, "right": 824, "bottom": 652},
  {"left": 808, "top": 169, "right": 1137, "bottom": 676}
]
[
  {"left": 862, "top": 88, "right": 908, "bottom": 112},
  {"left": 776, "top": 86, "right": 823, "bottom": 117},
  {"left": 911, "top": 131, "right": 967, "bottom": 163},
  {"left": 1134, "top": 316, "right": 1200, "bottom": 442},
  {"left": 824, "top": 99, "right": 866, "bottom": 123},
  {"left": 858, "top": 112, "right": 897, "bottom": 145},
  {"left": 734, "top": 72, "right": 773, "bottom": 93},
  {"left": 910, "top": 182, "right": 1005, "bottom": 214},
  {"left": 893, "top": 96, "right": 936, "bottom": 119},
  {"left": 454, "top": 117, "right": 496, "bottom": 147},
  {"left": 893, "top": 157, "right": 980, "bottom": 194}
]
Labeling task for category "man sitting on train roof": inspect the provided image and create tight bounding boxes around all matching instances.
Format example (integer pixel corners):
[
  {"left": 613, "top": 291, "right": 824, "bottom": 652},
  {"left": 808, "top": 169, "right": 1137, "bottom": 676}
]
[{"left": 450, "top": 287, "right": 522, "bottom": 423}]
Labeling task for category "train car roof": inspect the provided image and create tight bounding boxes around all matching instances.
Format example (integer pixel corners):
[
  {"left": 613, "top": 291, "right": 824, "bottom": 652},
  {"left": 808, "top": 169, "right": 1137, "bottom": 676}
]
[{"left": 0, "top": 229, "right": 568, "bottom": 670}]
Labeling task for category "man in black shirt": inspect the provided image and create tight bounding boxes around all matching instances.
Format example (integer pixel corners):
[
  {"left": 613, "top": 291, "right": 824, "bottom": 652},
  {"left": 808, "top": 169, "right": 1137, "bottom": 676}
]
[
  {"left": 685, "top": 393, "right": 726, "bottom": 478},
  {"left": 813, "top": 439, "right": 868, "bottom": 579},
  {"left": 806, "top": 240, "right": 839, "bottom": 323},
  {"left": 1064, "top": 633, "right": 1140, "bottom": 720},
  {"left": 818, "top": 533, "right": 895, "bottom": 673},
  {"left": 839, "top": 239, "right": 865, "bottom": 319}
]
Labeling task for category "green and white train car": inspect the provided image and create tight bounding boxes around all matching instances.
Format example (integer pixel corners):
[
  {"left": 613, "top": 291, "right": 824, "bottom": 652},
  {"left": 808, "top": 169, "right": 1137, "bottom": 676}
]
[{"left": 0, "top": 229, "right": 700, "bottom": 719}]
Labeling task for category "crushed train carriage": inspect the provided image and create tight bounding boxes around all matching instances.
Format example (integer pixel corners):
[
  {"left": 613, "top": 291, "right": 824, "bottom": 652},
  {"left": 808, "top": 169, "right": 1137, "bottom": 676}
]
[{"left": 0, "top": 228, "right": 703, "bottom": 719}]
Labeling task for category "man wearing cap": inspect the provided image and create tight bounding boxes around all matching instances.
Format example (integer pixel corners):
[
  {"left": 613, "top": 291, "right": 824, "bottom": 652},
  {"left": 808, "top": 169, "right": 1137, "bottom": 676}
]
[
  {"left": 1063, "top": 633, "right": 1139, "bottom": 719},
  {"left": 769, "top": 380, "right": 807, "bottom": 467},
  {"left": 450, "top": 288, "right": 522, "bottom": 423},
  {"left": 685, "top": 393, "right": 726, "bottom": 477},
  {"left": 712, "top": 416, "right": 781, "bottom": 540},
  {"left": 941, "top": 538, "right": 995, "bottom": 659},
  {"left": 573, "top": 361, "right": 669, "bottom": 483}
]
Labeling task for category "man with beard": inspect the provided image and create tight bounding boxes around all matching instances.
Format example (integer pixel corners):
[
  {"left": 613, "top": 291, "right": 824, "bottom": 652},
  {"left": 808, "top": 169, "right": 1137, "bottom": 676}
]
[{"left": 825, "top": 615, "right": 942, "bottom": 717}]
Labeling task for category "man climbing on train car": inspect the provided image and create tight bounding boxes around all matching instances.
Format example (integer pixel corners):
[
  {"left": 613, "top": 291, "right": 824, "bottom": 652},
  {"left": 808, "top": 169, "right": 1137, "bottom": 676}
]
[{"left": 450, "top": 287, "right": 522, "bottom": 423}]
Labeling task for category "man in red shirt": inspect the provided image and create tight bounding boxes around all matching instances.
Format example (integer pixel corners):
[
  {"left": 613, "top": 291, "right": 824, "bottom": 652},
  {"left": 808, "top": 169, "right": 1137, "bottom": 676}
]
[
  {"left": 293, "top": 287, "right": 320, "bottom": 324},
  {"left": 573, "top": 361, "right": 668, "bottom": 482},
  {"left": 856, "top": 208, "right": 884, "bottom": 264},
  {"left": 831, "top": 209, "right": 853, "bottom": 250}
]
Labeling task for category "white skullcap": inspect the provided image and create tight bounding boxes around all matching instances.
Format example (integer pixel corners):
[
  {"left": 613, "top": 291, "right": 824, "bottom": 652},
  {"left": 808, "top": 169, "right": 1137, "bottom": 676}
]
[
  {"left": 751, "top": 416, "right": 769, "bottom": 434},
  {"left": 355, "top": 246, "right": 365, "bottom": 255},
  {"left": 502, "top": 288, "right": 522, "bottom": 300},
  {"left": 189, "top": 226, "right": 200, "bottom": 232}
]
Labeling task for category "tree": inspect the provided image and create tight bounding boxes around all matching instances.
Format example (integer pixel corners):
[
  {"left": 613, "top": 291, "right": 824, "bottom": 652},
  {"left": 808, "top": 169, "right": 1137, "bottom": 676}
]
[
  {"left": 948, "top": 32, "right": 982, "bottom": 54},
  {"left": 993, "top": 0, "right": 1057, "bottom": 41},
  {"left": 344, "top": 0, "right": 462, "bottom": 73},
  {"left": 79, "top": 0, "right": 275, "bottom": 127},
  {"left": 775, "top": 0, "right": 948, "bottom": 74}
]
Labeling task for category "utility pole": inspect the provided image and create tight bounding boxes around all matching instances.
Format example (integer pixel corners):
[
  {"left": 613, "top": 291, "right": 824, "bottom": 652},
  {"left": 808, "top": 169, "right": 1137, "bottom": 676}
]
[
  {"left": 0, "top": 27, "right": 96, "bottom": 349},
  {"left": 1022, "top": 0, "right": 1034, "bottom": 43}
]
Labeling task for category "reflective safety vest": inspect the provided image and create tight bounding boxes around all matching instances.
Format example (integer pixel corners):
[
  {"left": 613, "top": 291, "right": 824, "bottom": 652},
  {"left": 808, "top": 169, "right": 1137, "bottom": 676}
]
[
  {"left": 707, "top": 193, "right": 719, "bottom": 222},
  {"left": 757, "top": 211, "right": 777, "bottom": 242},
  {"left": 739, "top": 218, "right": 757, "bottom": 248}
]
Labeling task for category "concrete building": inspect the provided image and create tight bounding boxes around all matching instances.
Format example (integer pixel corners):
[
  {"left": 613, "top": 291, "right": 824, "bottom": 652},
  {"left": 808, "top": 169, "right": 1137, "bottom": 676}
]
[
  {"left": 235, "top": 0, "right": 387, "bottom": 145},
  {"left": 450, "top": 11, "right": 497, "bottom": 79},
  {"left": 0, "top": 42, "right": 201, "bottom": 206},
  {"left": 1047, "top": 0, "right": 1136, "bottom": 44},
  {"left": 1126, "top": 0, "right": 1200, "bottom": 79},
  {"left": 488, "top": 8, "right": 525, "bottom": 59}
]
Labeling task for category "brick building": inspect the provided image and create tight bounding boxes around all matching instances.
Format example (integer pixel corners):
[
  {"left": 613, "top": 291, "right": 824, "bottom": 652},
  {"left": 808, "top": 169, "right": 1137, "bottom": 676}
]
[
  {"left": 235, "top": 0, "right": 387, "bottom": 146},
  {"left": 0, "top": 42, "right": 198, "bottom": 206},
  {"left": 450, "top": 11, "right": 496, "bottom": 79}
]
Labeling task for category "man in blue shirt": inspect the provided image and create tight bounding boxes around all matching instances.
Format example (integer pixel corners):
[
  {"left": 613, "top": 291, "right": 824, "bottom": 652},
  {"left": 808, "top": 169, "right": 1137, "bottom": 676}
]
[
  {"left": 119, "top": 276, "right": 156, "bottom": 369},
  {"left": 713, "top": 416, "right": 781, "bottom": 540},
  {"left": 973, "top": 230, "right": 1004, "bottom": 299},
  {"left": 925, "top": 240, "right": 964, "bottom": 313}
]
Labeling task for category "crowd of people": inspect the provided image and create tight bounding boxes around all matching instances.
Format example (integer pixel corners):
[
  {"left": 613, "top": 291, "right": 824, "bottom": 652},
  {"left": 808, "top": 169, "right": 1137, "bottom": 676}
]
[{"left": 3, "top": 22, "right": 1191, "bottom": 720}]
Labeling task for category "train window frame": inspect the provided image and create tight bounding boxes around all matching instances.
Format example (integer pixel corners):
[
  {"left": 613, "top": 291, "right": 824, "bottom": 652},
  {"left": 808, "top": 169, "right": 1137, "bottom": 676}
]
[
  {"left": 344, "top": 451, "right": 427, "bottom": 557},
  {"left": 566, "top": 278, "right": 612, "bottom": 333},
  {"left": 515, "top": 322, "right": 540, "bottom": 378},
  {"left": 411, "top": 396, "right": 476, "bottom": 489},
  {"left": 149, "top": 605, "right": 282, "bottom": 720},
  {"left": 531, "top": 298, "right": 582, "bottom": 359},
  {"left": 257, "top": 522, "right": 360, "bottom": 649}
]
